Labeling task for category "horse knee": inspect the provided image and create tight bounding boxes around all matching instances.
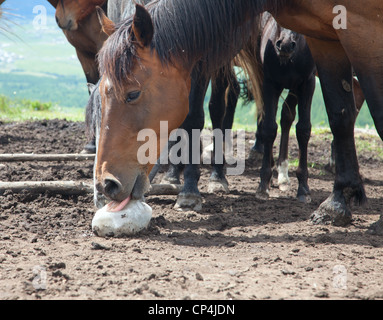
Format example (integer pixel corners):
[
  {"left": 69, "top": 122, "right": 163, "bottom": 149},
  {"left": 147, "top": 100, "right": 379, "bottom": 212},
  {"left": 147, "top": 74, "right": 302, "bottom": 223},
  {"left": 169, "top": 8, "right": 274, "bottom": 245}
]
[
  {"left": 296, "top": 121, "right": 311, "bottom": 142},
  {"left": 261, "top": 122, "right": 278, "bottom": 143},
  {"left": 328, "top": 112, "right": 354, "bottom": 137}
]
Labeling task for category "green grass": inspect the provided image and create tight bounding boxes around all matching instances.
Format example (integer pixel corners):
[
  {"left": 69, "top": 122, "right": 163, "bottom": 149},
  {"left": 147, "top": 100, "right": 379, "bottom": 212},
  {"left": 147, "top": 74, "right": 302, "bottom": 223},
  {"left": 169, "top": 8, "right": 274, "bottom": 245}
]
[
  {"left": 355, "top": 133, "right": 383, "bottom": 160},
  {"left": 0, "top": 95, "right": 85, "bottom": 122}
]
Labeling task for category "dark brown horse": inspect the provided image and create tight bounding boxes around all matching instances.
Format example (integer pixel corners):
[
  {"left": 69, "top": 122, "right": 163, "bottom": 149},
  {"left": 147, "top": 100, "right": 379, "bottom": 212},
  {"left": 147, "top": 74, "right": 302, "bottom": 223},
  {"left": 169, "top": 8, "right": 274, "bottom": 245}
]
[
  {"left": 95, "top": 0, "right": 383, "bottom": 230},
  {"left": 244, "top": 13, "right": 366, "bottom": 204},
  {"left": 248, "top": 12, "right": 317, "bottom": 204}
]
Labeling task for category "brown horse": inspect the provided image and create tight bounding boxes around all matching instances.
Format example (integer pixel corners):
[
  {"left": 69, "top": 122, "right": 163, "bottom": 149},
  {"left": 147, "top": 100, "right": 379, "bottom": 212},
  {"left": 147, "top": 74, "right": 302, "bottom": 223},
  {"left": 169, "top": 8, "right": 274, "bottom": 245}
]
[
  {"left": 48, "top": 0, "right": 108, "bottom": 85},
  {"left": 95, "top": 0, "right": 383, "bottom": 231}
]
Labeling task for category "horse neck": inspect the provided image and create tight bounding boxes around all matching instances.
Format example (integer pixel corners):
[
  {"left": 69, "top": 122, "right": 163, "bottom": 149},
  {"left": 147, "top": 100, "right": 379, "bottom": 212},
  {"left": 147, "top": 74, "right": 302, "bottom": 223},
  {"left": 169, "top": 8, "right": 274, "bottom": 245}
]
[{"left": 78, "top": 11, "right": 108, "bottom": 52}]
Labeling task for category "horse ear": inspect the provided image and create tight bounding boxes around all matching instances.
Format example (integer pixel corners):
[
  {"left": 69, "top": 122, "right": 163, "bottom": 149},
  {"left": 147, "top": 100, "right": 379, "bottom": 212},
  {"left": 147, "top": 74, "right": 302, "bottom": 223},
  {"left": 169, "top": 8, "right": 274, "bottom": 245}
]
[
  {"left": 132, "top": 4, "right": 154, "bottom": 48},
  {"left": 96, "top": 6, "right": 116, "bottom": 37}
]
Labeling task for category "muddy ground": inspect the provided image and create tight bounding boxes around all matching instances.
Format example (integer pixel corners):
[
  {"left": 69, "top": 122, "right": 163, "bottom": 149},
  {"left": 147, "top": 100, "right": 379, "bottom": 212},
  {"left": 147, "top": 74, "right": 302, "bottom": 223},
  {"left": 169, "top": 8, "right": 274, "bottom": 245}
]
[{"left": 0, "top": 119, "right": 383, "bottom": 300}]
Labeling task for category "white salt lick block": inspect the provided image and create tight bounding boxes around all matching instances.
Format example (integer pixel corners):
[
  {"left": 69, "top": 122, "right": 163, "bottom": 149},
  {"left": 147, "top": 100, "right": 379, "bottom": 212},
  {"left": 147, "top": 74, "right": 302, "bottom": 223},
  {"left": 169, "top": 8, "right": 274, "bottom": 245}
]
[{"left": 92, "top": 200, "right": 152, "bottom": 237}]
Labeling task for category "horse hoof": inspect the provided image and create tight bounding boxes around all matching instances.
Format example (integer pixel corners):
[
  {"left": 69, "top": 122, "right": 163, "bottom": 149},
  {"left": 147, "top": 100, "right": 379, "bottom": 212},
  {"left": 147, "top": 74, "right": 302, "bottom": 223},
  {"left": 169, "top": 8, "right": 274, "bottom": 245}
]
[
  {"left": 367, "top": 215, "right": 383, "bottom": 236},
  {"left": 310, "top": 194, "right": 351, "bottom": 226},
  {"left": 255, "top": 189, "right": 269, "bottom": 200},
  {"left": 160, "top": 176, "right": 181, "bottom": 185},
  {"left": 279, "top": 182, "right": 290, "bottom": 192},
  {"left": 297, "top": 194, "right": 311, "bottom": 204},
  {"left": 81, "top": 143, "right": 96, "bottom": 154},
  {"left": 208, "top": 180, "right": 229, "bottom": 193},
  {"left": 174, "top": 193, "right": 202, "bottom": 212}
]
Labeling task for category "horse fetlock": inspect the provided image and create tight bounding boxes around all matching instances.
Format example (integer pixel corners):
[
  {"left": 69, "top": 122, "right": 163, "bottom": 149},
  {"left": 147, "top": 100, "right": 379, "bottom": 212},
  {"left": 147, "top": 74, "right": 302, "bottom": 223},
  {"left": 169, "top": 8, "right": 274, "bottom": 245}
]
[{"left": 277, "top": 160, "right": 290, "bottom": 188}]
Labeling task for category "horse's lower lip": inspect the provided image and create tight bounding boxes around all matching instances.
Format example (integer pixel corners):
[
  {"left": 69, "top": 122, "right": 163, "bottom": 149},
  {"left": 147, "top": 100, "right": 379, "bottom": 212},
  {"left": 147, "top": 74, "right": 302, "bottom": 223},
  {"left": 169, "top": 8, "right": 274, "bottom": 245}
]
[{"left": 107, "top": 195, "right": 132, "bottom": 212}]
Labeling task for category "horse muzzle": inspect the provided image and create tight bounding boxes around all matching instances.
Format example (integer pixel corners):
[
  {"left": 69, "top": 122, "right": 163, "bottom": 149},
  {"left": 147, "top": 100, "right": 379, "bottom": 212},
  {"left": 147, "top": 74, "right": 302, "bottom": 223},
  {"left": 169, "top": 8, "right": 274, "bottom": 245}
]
[
  {"left": 55, "top": 14, "right": 78, "bottom": 31},
  {"left": 96, "top": 170, "right": 150, "bottom": 204}
]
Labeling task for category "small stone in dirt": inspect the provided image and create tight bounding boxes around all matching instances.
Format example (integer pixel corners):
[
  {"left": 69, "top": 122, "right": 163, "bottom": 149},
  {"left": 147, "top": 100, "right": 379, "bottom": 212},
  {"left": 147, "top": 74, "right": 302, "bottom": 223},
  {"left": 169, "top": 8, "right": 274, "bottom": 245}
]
[
  {"left": 281, "top": 269, "right": 296, "bottom": 276},
  {"left": 150, "top": 289, "right": 164, "bottom": 298},
  {"left": 195, "top": 273, "right": 204, "bottom": 281},
  {"left": 224, "top": 241, "right": 236, "bottom": 247},
  {"left": 91, "top": 242, "right": 110, "bottom": 250},
  {"left": 315, "top": 291, "right": 329, "bottom": 298},
  {"left": 148, "top": 273, "right": 156, "bottom": 280},
  {"left": 305, "top": 267, "right": 314, "bottom": 272},
  {"left": 52, "top": 270, "right": 70, "bottom": 280},
  {"left": 49, "top": 262, "right": 66, "bottom": 270}
]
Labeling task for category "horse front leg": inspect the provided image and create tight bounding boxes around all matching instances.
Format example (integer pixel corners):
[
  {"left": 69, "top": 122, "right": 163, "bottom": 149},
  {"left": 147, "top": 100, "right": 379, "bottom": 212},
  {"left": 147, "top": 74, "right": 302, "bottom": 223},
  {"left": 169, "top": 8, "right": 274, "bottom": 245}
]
[
  {"left": 255, "top": 81, "right": 282, "bottom": 200},
  {"left": 207, "top": 68, "right": 239, "bottom": 193},
  {"left": 294, "top": 75, "right": 315, "bottom": 203},
  {"left": 276, "top": 91, "right": 297, "bottom": 191},
  {"left": 325, "top": 77, "right": 365, "bottom": 174},
  {"left": 248, "top": 115, "right": 265, "bottom": 165},
  {"left": 172, "top": 73, "right": 209, "bottom": 212},
  {"left": 306, "top": 38, "right": 366, "bottom": 226}
]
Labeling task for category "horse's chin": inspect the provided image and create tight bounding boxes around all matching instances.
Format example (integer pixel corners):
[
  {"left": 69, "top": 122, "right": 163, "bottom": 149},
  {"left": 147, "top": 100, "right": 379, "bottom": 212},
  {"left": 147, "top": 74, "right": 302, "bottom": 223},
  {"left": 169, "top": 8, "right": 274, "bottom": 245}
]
[
  {"left": 278, "top": 55, "right": 292, "bottom": 65},
  {"left": 130, "top": 172, "right": 150, "bottom": 201}
]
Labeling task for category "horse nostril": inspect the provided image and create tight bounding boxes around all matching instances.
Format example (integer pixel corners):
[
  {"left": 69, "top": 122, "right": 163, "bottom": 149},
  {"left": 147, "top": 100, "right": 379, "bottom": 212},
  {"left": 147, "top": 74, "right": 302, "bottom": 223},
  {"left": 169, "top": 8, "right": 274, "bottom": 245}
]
[
  {"left": 66, "top": 19, "right": 73, "bottom": 30},
  {"left": 103, "top": 178, "right": 122, "bottom": 198},
  {"left": 276, "top": 40, "right": 282, "bottom": 50},
  {"left": 290, "top": 41, "right": 296, "bottom": 51}
]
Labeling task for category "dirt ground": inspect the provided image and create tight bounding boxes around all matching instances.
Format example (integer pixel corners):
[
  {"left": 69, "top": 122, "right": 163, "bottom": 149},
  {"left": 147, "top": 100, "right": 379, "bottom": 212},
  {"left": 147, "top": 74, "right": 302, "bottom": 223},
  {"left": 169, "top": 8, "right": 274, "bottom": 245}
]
[{"left": 0, "top": 119, "right": 383, "bottom": 300}]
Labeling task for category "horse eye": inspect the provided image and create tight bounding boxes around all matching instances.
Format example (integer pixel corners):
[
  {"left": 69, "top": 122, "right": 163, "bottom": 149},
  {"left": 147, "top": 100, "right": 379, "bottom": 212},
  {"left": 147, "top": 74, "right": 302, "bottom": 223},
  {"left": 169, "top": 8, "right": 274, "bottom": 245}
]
[{"left": 125, "top": 91, "right": 141, "bottom": 103}]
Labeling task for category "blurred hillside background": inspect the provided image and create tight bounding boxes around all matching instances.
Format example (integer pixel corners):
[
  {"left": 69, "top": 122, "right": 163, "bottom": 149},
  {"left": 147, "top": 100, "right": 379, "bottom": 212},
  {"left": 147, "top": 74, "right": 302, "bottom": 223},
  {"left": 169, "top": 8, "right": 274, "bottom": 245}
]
[{"left": 0, "top": 0, "right": 374, "bottom": 129}]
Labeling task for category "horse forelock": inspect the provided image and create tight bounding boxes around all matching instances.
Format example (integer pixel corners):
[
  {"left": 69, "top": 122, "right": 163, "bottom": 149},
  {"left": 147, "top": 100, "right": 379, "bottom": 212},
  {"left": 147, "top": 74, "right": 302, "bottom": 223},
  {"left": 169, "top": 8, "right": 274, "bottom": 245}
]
[{"left": 98, "top": 20, "right": 140, "bottom": 101}]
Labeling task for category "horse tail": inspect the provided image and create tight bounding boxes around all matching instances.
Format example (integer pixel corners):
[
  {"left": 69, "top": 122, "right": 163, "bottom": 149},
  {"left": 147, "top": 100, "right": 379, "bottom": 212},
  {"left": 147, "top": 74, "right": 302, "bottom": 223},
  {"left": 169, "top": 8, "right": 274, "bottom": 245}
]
[
  {"left": 234, "top": 19, "right": 264, "bottom": 120},
  {"left": 238, "top": 78, "right": 255, "bottom": 105}
]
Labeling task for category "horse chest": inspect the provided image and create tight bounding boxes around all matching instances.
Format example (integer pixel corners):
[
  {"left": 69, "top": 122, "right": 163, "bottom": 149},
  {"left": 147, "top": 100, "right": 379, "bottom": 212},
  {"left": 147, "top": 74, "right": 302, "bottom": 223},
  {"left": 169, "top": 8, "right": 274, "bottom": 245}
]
[{"left": 263, "top": 48, "right": 314, "bottom": 89}]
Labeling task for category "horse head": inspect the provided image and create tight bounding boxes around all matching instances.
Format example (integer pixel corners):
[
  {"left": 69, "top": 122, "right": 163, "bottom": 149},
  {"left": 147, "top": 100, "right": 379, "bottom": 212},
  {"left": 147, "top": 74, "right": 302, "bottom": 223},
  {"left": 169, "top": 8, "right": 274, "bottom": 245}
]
[
  {"left": 95, "top": 4, "right": 191, "bottom": 205},
  {"left": 55, "top": 0, "right": 106, "bottom": 30},
  {"left": 274, "top": 27, "right": 302, "bottom": 64}
]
